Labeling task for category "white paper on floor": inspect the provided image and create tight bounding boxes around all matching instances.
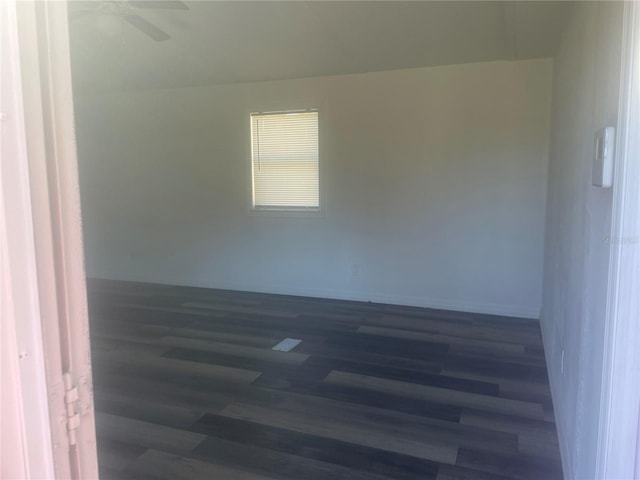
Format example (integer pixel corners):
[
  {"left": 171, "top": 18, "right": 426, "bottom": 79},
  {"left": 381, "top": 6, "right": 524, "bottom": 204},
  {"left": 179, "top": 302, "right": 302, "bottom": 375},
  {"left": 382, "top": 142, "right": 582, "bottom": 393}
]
[{"left": 272, "top": 338, "right": 302, "bottom": 352}]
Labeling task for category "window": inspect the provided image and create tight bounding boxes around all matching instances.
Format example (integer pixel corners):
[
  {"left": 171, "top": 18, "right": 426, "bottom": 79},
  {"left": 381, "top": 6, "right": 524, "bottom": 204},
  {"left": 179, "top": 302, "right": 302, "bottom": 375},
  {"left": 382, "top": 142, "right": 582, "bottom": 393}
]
[{"left": 250, "top": 109, "right": 319, "bottom": 211}]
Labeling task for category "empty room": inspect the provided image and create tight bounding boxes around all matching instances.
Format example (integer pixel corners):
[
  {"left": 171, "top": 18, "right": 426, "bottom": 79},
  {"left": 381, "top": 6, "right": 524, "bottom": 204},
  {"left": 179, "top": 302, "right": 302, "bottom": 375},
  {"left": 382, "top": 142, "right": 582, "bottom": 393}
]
[{"left": 3, "top": 1, "right": 639, "bottom": 479}]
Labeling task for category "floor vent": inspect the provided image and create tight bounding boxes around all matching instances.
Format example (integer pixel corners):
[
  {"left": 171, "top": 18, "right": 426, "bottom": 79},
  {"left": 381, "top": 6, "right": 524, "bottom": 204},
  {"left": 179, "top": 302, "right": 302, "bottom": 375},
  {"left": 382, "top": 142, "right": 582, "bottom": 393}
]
[{"left": 272, "top": 338, "right": 302, "bottom": 352}]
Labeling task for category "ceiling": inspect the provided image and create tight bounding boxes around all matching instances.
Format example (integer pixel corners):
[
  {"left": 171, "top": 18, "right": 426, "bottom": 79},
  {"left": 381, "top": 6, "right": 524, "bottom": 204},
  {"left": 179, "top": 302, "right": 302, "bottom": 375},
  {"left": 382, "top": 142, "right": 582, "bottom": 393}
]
[{"left": 68, "top": 1, "right": 574, "bottom": 93}]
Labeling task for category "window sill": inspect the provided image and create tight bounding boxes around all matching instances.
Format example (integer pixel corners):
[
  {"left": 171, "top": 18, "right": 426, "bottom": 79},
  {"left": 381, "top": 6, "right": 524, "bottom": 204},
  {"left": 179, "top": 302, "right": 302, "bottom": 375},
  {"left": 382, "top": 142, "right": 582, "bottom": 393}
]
[{"left": 249, "top": 206, "right": 323, "bottom": 218}]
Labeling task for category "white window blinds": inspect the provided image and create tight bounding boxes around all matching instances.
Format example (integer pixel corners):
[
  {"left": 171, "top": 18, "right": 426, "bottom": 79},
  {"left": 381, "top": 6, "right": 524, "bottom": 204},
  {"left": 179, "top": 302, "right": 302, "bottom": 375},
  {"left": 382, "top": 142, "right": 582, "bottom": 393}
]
[{"left": 250, "top": 110, "right": 319, "bottom": 210}]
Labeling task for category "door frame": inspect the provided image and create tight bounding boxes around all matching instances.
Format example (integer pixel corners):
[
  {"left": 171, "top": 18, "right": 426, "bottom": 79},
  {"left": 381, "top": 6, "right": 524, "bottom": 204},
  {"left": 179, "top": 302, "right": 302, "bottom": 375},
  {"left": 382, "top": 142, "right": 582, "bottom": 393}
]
[
  {"left": 1, "top": 0, "right": 99, "bottom": 478},
  {"left": 1, "top": 1, "right": 56, "bottom": 477},
  {"left": 596, "top": 1, "right": 640, "bottom": 479}
]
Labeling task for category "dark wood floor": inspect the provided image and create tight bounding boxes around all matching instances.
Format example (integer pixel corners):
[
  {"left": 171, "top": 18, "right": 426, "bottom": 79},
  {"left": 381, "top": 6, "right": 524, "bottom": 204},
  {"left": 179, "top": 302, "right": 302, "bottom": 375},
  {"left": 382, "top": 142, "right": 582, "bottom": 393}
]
[{"left": 87, "top": 279, "right": 563, "bottom": 480}]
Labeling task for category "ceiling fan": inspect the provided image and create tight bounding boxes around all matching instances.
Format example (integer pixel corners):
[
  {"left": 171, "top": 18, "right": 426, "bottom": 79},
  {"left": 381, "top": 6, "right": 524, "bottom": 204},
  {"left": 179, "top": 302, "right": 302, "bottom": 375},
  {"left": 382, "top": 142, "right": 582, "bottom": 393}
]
[{"left": 69, "top": 0, "right": 189, "bottom": 42}]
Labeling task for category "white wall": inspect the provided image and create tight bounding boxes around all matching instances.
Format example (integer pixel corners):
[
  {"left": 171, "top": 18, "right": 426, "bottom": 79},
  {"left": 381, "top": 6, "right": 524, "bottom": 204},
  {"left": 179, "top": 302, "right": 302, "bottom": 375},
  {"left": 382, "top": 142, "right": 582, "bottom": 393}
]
[
  {"left": 75, "top": 59, "right": 552, "bottom": 318},
  {"left": 541, "top": 2, "right": 623, "bottom": 479}
]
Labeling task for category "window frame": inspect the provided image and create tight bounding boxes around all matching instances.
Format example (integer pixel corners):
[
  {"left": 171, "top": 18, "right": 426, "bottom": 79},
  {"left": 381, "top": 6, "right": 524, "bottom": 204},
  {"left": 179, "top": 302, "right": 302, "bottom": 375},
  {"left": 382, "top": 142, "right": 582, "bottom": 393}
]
[{"left": 247, "top": 107, "right": 323, "bottom": 216}]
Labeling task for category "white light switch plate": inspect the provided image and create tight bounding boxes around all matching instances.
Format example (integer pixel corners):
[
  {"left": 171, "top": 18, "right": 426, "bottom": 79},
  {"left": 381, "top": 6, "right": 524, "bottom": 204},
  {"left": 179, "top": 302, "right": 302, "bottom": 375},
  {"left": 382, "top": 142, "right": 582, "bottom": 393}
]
[{"left": 592, "top": 126, "right": 615, "bottom": 187}]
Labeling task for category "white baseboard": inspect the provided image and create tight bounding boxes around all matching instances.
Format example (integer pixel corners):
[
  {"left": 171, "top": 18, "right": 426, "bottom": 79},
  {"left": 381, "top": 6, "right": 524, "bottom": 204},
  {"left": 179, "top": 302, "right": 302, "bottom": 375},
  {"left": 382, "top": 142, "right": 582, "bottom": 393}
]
[{"left": 89, "top": 271, "right": 540, "bottom": 319}]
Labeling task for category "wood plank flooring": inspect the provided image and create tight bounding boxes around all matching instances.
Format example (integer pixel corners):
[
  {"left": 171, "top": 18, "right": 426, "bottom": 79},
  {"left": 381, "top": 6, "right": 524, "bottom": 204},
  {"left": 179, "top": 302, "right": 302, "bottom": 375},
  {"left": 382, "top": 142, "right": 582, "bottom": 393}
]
[{"left": 87, "top": 279, "right": 563, "bottom": 480}]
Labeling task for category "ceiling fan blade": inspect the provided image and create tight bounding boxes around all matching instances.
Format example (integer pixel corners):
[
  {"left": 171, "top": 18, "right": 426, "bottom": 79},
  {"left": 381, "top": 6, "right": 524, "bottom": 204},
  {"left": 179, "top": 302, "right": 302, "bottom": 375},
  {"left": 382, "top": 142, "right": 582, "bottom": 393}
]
[
  {"left": 128, "top": 1, "right": 188, "bottom": 10},
  {"left": 122, "top": 14, "right": 170, "bottom": 41}
]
